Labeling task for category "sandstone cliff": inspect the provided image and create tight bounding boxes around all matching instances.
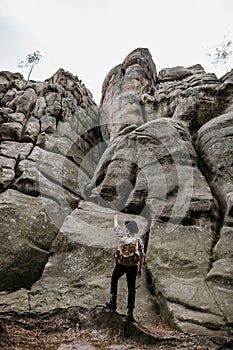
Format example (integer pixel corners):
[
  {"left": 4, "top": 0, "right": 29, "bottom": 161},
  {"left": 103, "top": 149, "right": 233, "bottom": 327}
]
[{"left": 0, "top": 49, "right": 233, "bottom": 337}]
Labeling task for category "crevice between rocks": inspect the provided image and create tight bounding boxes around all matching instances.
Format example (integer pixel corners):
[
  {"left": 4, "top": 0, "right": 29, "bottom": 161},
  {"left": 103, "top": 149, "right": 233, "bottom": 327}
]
[
  {"left": 193, "top": 143, "right": 225, "bottom": 269},
  {"left": 0, "top": 153, "right": 20, "bottom": 193},
  {"left": 38, "top": 167, "right": 84, "bottom": 200},
  {"left": 144, "top": 262, "right": 231, "bottom": 336}
]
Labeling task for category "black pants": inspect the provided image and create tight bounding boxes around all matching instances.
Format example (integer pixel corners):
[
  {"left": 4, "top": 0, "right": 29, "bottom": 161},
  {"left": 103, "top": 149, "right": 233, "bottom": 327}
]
[{"left": 110, "top": 263, "right": 138, "bottom": 309}]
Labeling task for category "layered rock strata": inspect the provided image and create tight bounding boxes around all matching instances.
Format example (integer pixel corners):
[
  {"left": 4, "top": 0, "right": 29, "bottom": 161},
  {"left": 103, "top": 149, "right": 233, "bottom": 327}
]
[{"left": 0, "top": 49, "right": 233, "bottom": 336}]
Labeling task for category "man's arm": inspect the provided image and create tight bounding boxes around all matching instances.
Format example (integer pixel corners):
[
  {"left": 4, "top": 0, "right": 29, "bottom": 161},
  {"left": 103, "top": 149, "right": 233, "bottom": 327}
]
[
  {"left": 138, "top": 256, "right": 145, "bottom": 278},
  {"left": 113, "top": 214, "right": 125, "bottom": 239},
  {"left": 137, "top": 238, "right": 145, "bottom": 278},
  {"left": 114, "top": 214, "right": 118, "bottom": 228}
]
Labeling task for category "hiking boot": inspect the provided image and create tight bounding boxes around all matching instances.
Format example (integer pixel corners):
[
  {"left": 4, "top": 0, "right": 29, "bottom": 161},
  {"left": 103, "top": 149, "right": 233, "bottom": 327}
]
[
  {"left": 106, "top": 295, "right": 117, "bottom": 311},
  {"left": 126, "top": 308, "right": 136, "bottom": 322}
]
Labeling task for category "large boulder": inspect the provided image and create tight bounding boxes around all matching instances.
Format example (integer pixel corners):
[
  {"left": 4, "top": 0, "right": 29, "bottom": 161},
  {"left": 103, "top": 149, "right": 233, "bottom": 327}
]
[
  {"left": 100, "top": 48, "right": 157, "bottom": 141},
  {"left": 197, "top": 111, "right": 233, "bottom": 328},
  {"left": 0, "top": 189, "right": 58, "bottom": 291}
]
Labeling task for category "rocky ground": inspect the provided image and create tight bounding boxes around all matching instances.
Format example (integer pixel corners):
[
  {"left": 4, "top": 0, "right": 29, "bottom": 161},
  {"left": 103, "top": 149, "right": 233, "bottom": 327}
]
[{"left": 0, "top": 307, "right": 232, "bottom": 350}]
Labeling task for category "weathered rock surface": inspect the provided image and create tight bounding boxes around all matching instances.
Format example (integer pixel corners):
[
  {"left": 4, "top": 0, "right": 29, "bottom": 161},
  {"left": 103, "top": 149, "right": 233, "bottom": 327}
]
[
  {"left": 0, "top": 189, "right": 58, "bottom": 291},
  {"left": 0, "top": 49, "right": 233, "bottom": 337},
  {"left": 0, "top": 69, "right": 102, "bottom": 292},
  {"left": 197, "top": 111, "right": 233, "bottom": 328}
]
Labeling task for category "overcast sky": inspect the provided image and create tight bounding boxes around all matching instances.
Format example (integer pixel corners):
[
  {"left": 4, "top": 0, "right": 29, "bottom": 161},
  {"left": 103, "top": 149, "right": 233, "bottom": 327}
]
[{"left": 0, "top": 0, "right": 233, "bottom": 102}]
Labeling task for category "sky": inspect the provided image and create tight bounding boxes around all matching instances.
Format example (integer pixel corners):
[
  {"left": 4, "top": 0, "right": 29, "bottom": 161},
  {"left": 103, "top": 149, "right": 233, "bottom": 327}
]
[{"left": 0, "top": 0, "right": 233, "bottom": 103}]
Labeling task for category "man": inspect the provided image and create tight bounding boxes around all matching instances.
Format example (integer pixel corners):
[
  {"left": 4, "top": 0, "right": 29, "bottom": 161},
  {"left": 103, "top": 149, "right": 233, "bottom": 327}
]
[{"left": 106, "top": 214, "right": 145, "bottom": 322}]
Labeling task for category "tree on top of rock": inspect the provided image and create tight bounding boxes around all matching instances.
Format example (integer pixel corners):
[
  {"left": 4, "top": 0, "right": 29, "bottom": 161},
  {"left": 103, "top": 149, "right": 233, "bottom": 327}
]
[
  {"left": 206, "top": 35, "right": 232, "bottom": 73},
  {"left": 18, "top": 50, "right": 42, "bottom": 81}
]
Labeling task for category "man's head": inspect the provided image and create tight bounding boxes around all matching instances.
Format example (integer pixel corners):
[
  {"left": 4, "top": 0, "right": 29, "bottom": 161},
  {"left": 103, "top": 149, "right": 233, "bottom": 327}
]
[{"left": 125, "top": 220, "right": 139, "bottom": 233}]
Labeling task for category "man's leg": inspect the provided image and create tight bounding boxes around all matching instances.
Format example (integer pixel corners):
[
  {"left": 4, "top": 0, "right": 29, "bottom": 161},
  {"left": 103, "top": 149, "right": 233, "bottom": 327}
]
[
  {"left": 106, "top": 263, "right": 125, "bottom": 310},
  {"left": 126, "top": 265, "right": 138, "bottom": 321},
  {"left": 110, "top": 263, "right": 125, "bottom": 296}
]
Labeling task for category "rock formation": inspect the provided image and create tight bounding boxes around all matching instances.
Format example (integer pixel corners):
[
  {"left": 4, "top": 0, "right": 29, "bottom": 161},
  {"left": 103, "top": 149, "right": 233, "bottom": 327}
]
[{"left": 0, "top": 49, "right": 233, "bottom": 337}]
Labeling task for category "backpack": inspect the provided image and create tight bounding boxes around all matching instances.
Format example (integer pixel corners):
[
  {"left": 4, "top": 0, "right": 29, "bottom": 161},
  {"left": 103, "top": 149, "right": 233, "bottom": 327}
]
[{"left": 115, "top": 237, "right": 140, "bottom": 266}]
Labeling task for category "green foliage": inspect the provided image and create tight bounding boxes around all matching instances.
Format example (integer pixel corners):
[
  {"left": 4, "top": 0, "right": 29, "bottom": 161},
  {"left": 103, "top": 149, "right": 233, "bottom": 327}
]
[
  {"left": 18, "top": 50, "right": 42, "bottom": 81},
  {"left": 206, "top": 36, "right": 232, "bottom": 72}
]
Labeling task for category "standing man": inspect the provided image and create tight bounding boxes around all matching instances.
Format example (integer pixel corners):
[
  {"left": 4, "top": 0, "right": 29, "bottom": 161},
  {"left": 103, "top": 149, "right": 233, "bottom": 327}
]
[{"left": 106, "top": 214, "right": 145, "bottom": 322}]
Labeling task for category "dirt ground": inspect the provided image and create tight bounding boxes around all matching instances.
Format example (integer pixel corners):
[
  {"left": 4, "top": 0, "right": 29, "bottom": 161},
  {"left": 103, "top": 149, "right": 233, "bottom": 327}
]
[{"left": 0, "top": 307, "right": 232, "bottom": 350}]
